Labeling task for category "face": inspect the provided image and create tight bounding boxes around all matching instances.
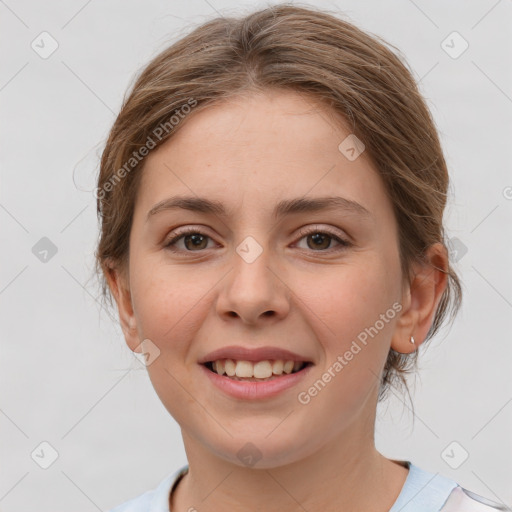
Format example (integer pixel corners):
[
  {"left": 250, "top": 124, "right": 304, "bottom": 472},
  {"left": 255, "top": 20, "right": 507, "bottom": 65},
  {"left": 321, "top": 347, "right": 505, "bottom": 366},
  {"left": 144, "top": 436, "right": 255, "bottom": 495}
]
[{"left": 116, "top": 89, "right": 411, "bottom": 468}]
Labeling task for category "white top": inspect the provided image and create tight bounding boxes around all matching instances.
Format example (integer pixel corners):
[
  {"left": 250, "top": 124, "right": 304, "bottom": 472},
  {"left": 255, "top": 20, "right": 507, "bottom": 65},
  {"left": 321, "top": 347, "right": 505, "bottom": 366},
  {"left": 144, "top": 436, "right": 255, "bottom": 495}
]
[{"left": 107, "top": 461, "right": 507, "bottom": 512}]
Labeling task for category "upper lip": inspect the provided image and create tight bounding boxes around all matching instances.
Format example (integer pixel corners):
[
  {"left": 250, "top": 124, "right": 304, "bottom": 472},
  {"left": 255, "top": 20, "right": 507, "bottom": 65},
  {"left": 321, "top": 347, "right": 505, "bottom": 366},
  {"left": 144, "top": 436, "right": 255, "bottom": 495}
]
[{"left": 198, "top": 345, "right": 313, "bottom": 364}]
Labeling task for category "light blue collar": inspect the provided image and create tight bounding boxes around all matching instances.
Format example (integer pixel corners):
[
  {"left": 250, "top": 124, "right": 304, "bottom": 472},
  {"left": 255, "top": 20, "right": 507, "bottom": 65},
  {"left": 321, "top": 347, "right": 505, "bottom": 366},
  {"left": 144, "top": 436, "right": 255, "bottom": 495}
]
[
  {"left": 389, "top": 461, "right": 458, "bottom": 511},
  {"left": 150, "top": 465, "right": 188, "bottom": 511}
]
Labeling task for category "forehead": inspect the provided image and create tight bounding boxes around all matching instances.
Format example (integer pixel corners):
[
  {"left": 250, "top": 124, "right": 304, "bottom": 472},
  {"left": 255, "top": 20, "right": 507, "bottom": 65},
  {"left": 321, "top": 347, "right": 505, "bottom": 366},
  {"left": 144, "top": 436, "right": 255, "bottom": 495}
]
[
  {"left": 135, "top": 89, "right": 389, "bottom": 221},
  {"left": 159, "top": 89, "right": 351, "bottom": 160}
]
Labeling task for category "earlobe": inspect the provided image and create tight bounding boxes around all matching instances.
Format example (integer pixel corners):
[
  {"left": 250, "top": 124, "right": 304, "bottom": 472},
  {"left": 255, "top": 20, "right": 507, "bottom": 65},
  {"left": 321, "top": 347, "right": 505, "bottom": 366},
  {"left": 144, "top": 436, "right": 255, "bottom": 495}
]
[
  {"left": 390, "top": 243, "right": 448, "bottom": 354},
  {"left": 105, "top": 264, "right": 140, "bottom": 352}
]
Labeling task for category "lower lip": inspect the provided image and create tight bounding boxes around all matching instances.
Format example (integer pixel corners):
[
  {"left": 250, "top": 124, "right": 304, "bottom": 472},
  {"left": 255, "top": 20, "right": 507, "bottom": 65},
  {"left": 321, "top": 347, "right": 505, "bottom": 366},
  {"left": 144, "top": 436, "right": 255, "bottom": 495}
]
[{"left": 200, "top": 363, "right": 313, "bottom": 400}]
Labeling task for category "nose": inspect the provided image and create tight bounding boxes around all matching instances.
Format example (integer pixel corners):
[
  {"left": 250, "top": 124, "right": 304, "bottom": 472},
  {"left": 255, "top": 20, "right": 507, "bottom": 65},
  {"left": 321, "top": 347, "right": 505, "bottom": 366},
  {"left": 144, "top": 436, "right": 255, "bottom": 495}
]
[{"left": 216, "top": 244, "right": 291, "bottom": 325}]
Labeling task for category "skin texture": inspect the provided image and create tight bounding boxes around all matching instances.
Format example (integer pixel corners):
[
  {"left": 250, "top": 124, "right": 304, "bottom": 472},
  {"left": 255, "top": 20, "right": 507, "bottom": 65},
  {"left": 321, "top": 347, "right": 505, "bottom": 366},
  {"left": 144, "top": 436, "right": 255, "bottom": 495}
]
[{"left": 107, "top": 89, "right": 448, "bottom": 511}]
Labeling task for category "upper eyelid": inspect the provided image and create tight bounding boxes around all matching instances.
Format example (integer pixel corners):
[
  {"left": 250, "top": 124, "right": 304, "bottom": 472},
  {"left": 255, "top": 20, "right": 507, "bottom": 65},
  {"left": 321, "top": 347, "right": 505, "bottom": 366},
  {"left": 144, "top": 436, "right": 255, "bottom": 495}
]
[
  {"left": 167, "top": 224, "right": 347, "bottom": 238},
  {"left": 165, "top": 224, "right": 350, "bottom": 247},
  {"left": 295, "top": 224, "right": 348, "bottom": 238}
]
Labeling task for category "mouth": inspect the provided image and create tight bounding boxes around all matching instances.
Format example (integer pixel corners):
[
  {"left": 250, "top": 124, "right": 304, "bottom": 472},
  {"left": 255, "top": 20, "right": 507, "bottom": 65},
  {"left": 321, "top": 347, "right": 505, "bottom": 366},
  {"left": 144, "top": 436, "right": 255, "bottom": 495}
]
[{"left": 202, "top": 359, "right": 313, "bottom": 382}]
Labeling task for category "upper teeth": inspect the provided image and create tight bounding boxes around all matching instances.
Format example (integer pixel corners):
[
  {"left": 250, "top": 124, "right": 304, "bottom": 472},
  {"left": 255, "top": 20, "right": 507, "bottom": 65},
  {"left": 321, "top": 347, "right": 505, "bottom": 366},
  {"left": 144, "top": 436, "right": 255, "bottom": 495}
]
[{"left": 211, "top": 359, "right": 303, "bottom": 378}]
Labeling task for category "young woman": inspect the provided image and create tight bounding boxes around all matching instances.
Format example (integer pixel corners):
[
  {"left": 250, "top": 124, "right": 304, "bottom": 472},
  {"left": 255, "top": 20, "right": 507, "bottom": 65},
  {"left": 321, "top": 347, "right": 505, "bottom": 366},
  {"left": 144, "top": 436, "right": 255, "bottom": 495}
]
[{"left": 96, "top": 4, "right": 506, "bottom": 511}]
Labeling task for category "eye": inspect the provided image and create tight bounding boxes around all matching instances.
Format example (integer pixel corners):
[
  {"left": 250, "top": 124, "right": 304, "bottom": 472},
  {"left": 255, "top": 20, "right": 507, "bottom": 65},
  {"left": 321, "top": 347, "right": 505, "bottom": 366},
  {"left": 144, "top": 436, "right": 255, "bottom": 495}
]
[
  {"left": 163, "top": 226, "right": 352, "bottom": 254},
  {"left": 164, "top": 227, "right": 216, "bottom": 252},
  {"left": 294, "top": 226, "right": 351, "bottom": 252}
]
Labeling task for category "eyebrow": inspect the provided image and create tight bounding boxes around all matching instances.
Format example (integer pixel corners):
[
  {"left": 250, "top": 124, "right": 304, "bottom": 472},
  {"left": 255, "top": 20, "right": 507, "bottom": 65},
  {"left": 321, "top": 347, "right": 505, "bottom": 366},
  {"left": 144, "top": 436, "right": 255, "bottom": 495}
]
[{"left": 146, "top": 195, "right": 371, "bottom": 222}]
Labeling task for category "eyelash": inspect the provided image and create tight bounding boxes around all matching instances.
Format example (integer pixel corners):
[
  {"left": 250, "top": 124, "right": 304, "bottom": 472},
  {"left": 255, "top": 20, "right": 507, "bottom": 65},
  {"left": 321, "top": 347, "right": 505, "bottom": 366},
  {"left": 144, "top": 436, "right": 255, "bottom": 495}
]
[{"left": 163, "top": 226, "right": 352, "bottom": 254}]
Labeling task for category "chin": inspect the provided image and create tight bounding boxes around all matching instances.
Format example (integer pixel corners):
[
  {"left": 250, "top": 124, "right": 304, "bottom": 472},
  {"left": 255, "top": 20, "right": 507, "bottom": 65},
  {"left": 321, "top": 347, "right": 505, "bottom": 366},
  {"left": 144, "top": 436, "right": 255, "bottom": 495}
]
[{"left": 206, "top": 431, "right": 315, "bottom": 470}]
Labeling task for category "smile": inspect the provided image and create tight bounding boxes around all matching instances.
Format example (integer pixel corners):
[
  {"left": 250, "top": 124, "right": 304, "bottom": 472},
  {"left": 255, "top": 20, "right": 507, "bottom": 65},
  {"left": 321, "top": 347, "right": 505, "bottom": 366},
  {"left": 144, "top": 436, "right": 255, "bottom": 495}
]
[
  {"left": 200, "top": 359, "right": 314, "bottom": 400},
  {"left": 203, "top": 359, "right": 310, "bottom": 381}
]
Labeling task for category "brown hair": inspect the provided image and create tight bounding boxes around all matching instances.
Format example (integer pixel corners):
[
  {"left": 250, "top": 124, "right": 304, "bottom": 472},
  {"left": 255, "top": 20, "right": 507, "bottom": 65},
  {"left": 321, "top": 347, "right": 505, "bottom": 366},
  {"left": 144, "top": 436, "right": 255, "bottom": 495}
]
[{"left": 95, "top": 3, "right": 462, "bottom": 403}]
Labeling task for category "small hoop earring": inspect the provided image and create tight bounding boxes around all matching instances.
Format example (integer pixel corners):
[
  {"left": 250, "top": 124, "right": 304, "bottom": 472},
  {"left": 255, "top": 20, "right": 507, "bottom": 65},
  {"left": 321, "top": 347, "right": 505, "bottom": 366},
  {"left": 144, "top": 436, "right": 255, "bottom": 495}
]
[{"left": 410, "top": 336, "right": 415, "bottom": 344}]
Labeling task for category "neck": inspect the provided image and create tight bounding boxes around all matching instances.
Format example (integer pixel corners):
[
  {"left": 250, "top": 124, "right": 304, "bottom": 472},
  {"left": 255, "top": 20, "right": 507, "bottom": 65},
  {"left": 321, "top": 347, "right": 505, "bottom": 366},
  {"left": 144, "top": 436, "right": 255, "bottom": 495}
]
[{"left": 171, "top": 419, "right": 408, "bottom": 511}]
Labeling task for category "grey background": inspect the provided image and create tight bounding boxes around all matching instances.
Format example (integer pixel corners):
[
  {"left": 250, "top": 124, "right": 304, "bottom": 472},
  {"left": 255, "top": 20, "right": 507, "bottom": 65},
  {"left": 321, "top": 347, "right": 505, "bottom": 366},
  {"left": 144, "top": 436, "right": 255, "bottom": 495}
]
[{"left": 1, "top": 0, "right": 511, "bottom": 510}]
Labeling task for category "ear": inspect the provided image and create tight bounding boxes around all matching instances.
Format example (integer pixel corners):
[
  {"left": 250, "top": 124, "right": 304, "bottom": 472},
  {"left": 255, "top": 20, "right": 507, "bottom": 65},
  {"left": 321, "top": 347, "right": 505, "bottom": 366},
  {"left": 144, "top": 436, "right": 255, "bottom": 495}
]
[
  {"left": 104, "top": 262, "right": 141, "bottom": 353},
  {"left": 390, "top": 243, "right": 448, "bottom": 354}
]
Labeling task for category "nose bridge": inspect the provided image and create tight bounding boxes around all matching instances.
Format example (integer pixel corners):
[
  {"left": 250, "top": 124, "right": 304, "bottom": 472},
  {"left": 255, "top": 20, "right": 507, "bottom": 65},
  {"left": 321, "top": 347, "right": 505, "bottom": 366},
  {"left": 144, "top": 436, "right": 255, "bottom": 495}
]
[
  {"left": 216, "top": 232, "right": 289, "bottom": 323},
  {"left": 231, "top": 233, "right": 274, "bottom": 297}
]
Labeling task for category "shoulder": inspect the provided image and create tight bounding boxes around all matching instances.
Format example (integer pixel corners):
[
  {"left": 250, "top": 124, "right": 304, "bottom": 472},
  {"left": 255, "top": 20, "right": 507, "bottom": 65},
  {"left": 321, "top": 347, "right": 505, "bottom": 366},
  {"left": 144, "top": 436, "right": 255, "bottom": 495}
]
[
  {"left": 440, "top": 486, "right": 508, "bottom": 511},
  {"left": 106, "top": 465, "right": 189, "bottom": 512},
  {"left": 390, "top": 461, "right": 507, "bottom": 512},
  {"left": 108, "top": 489, "right": 154, "bottom": 512}
]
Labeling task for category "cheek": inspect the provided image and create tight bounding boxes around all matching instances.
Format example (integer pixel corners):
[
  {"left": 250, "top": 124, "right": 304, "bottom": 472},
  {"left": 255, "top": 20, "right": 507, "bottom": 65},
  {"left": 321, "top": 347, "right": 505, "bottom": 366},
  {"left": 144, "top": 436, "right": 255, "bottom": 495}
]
[
  {"left": 129, "top": 264, "right": 211, "bottom": 426},
  {"left": 130, "top": 259, "right": 234, "bottom": 385},
  {"left": 292, "top": 258, "right": 400, "bottom": 412},
  {"left": 130, "top": 260, "right": 207, "bottom": 353},
  {"left": 295, "top": 256, "right": 399, "bottom": 341},
  {"left": 293, "top": 264, "right": 399, "bottom": 424}
]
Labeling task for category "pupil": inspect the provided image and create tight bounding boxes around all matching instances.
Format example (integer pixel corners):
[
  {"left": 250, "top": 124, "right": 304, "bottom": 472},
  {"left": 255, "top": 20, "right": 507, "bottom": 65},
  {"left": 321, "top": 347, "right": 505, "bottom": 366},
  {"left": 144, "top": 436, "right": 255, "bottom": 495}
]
[
  {"left": 310, "top": 233, "right": 329, "bottom": 249},
  {"left": 186, "top": 234, "right": 206, "bottom": 250}
]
